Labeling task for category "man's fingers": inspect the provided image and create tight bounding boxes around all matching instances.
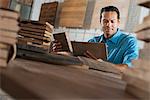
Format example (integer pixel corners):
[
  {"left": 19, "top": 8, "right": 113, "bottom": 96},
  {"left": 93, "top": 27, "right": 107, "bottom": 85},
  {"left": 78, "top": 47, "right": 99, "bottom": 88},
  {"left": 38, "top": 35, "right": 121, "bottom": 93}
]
[
  {"left": 86, "top": 50, "right": 97, "bottom": 60},
  {"left": 51, "top": 40, "right": 63, "bottom": 52}
]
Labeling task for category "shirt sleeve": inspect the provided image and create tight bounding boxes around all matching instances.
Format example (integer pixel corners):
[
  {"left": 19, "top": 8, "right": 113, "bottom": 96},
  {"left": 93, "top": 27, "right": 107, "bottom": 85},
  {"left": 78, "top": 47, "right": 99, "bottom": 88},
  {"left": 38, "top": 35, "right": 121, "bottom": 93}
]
[
  {"left": 88, "top": 36, "right": 102, "bottom": 43},
  {"left": 122, "top": 36, "right": 139, "bottom": 67}
]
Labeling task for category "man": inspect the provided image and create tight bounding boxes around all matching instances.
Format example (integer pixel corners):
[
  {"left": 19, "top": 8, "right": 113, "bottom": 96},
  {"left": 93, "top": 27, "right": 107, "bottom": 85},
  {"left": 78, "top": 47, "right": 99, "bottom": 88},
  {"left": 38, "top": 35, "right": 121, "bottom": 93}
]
[
  {"left": 88, "top": 6, "right": 139, "bottom": 70},
  {"left": 52, "top": 6, "right": 139, "bottom": 71}
]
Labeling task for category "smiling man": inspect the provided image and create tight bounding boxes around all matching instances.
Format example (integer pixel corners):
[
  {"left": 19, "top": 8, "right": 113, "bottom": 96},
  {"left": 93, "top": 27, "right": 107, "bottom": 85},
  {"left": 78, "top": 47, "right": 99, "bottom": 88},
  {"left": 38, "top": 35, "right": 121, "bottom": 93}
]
[{"left": 88, "top": 6, "right": 139, "bottom": 71}]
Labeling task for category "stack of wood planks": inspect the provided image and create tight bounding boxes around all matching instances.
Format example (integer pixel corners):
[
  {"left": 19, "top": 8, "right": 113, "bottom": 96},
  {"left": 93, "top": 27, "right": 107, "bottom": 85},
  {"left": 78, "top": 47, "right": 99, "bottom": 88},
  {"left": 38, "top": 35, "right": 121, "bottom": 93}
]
[
  {"left": 18, "top": 20, "right": 54, "bottom": 51},
  {"left": 123, "top": 0, "right": 150, "bottom": 99},
  {"left": 39, "top": 2, "right": 58, "bottom": 27},
  {"left": 0, "top": 8, "right": 19, "bottom": 67}
]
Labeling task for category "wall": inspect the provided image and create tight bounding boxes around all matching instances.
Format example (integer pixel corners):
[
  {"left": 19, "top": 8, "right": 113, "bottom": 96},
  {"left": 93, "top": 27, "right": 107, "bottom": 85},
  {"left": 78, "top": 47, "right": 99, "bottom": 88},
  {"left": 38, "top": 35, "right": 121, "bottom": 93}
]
[{"left": 30, "top": 0, "right": 149, "bottom": 42}]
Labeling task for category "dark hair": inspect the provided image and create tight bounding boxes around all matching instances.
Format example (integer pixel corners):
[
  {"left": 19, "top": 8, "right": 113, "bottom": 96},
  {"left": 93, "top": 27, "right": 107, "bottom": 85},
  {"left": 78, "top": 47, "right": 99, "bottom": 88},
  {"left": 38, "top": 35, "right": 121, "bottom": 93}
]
[{"left": 100, "top": 6, "right": 120, "bottom": 21}]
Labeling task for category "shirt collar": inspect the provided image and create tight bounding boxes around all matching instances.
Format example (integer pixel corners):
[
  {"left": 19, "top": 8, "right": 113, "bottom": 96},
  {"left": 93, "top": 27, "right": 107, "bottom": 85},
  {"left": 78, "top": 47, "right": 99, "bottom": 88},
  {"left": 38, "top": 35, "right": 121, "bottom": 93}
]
[{"left": 102, "top": 28, "right": 121, "bottom": 44}]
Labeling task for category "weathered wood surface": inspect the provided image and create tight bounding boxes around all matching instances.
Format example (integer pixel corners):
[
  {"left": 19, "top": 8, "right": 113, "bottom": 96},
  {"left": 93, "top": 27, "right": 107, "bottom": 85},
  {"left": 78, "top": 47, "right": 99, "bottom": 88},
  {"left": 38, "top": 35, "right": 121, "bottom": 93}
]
[
  {"left": 137, "top": 0, "right": 150, "bottom": 8},
  {"left": 0, "top": 58, "right": 137, "bottom": 100},
  {"left": 59, "top": 0, "right": 87, "bottom": 28}
]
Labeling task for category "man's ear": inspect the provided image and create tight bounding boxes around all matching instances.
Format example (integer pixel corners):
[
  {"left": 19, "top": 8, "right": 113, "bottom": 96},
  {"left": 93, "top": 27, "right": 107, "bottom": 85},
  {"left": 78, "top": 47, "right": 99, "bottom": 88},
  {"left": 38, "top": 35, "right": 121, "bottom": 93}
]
[{"left": 117, "top": 19, "right": 120, "bottom": 26}]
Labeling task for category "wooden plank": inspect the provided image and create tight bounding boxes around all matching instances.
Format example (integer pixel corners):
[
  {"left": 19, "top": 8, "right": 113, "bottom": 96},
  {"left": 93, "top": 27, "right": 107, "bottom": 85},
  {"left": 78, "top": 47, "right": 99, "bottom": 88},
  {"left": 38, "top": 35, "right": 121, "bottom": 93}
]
[
  {"left": 0, "top": 29, "right": 17, "bottom": 38},
  {"left": 20, "top": 21, "right": 54, "bottom": 32},
  {"left": 71, "top": 41, "right": 107, "bottom": 60},
  {"left": 0, "top": 8, "right": 19, "bottom": 19},
  {"left": 0, "top": 17, "right": 19, "bottom": 31},
  {"left": 0, "top": 35, "right": 16, "bottom": 44},
  {"left": 17, "top": 43, "right": 48, "bottom": 53},
  {"left": 17, "top": 37, "right": 51, "bottom": 45},
  {"left": 19, "top": 24, "right": 53, "bottom": 33},
  {"left": 20, "top": 27, "right": 51, "bottom": 34},
  {"left": 18, "top": 30, "right": 52, "bottom": 37},
  {"left": 39, "top": 2, "right": 58, "bottom": 26},
  {"left": 0, "top": 58, "right": 7, "bottom": 67},
  {"left": 0, "top": 43, "right": 9, "bottom": 49},
  {"left": 59, "top": 0, "right": 87, "bottom": 28},
  {"left": 137, "top": 0, "right": 150, "bottom": 8},
  {"left": 136, "top": 29, "right": 150, "bottom": 42},
  {"left": 0, "top": 48, "right": 9, "bottom": 59},
  {"left": 144, "top": 15, "right": 150, "bottom": 22},
  {"left": 134, "top": 20, "right": 150, "bottom": 32},
  {"left": 53, "top": 32, "right": 72, "bottom": 52},
  {"left": 0, "top": 0, "right": 10, "bottom": 9},
  {"left": 79, "top": 57, "right": 122, "bottom": 75},
  {"left": 123, "top": 70, "right": 150, "bottom": 100},
  {"left": 18, "top": 32, "right": 51, "bottom": 41}
]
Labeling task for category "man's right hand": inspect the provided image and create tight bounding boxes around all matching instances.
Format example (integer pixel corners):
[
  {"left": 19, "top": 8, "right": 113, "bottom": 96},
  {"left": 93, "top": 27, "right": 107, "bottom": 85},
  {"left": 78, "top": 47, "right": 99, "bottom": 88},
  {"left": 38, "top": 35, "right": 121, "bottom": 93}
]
[{"left": 51, "top": 40, "right": 62, "bottom": 52}]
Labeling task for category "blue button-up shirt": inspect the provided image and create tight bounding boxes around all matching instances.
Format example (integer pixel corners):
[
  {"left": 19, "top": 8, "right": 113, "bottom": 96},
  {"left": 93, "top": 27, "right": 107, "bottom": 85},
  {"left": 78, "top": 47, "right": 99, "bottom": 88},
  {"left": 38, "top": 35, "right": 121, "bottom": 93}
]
[{"left": 88, "top": 29, "right": 139, "bottom": 67}]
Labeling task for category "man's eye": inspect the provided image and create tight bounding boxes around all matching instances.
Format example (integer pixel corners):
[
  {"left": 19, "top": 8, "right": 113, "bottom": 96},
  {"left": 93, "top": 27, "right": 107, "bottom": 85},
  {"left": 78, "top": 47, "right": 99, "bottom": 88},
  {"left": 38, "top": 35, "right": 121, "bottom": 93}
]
[{"left": 111, "top": 20, "right": 114, "bottom": 23}]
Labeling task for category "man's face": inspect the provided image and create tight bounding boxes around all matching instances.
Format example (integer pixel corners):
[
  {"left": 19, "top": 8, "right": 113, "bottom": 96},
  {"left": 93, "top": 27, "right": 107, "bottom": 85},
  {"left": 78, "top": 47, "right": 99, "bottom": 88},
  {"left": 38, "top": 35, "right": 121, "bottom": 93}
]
[{"left": 100, "top": 11, "right": 120, "bottom": 38}]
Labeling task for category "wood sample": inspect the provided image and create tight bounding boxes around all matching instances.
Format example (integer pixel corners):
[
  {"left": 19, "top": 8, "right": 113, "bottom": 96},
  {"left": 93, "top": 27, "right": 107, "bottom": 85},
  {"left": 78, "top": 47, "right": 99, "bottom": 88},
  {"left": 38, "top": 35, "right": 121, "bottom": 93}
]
[
  {"left": 0, "top": 8, "right": 19, "bottom": 19},
  {"left": 135, "top": 15, "right": 150, "bottom": 42},
  {"left": 71, "top": 41, "right": 107, "bottom": 60},
  {"left": 0, "top": 49, "right": 9, "bottom": 59},
  {"left": 137, "top": 0, "right": 150, "bottom": 8},
  {"left": 19, "top": 20, "right": 53, "bottom": 32},
  {"left": 39, "top": 2, "right": 58, "bottom": 26},
  {"left": 0, "top": 0, "right": 11, "bottom": 9},
  {"left": 59, "top": 0, "right": 88, "bottom": 28},
  {"left": 53, "top": 32, "right": 72, "bottom": 52}
]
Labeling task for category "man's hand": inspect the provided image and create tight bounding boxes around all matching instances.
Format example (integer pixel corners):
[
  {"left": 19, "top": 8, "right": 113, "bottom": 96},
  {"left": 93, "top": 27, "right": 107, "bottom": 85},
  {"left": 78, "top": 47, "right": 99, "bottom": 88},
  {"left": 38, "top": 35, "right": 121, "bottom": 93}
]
[
  {"left": 115, "top": 64, "right": 128, "bottom": 73},
  {"left": 51, "top": 40, "right": 62, "bottom": 52},
  {"left": 83, "top": 50, "right": 97, "bottom": 60}
]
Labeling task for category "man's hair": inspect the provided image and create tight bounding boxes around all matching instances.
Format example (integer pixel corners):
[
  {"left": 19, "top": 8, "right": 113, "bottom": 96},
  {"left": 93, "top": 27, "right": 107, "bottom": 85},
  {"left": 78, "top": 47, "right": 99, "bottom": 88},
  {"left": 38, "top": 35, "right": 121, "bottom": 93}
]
[{"left": 100, "top": 6, "right": 120, "bottom": 21}]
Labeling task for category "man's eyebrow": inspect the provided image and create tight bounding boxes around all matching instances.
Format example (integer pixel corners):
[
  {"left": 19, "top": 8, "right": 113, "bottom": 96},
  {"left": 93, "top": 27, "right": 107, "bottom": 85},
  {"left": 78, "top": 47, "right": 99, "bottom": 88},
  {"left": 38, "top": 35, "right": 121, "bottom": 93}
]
[{"left": 102, "top": 18, "right": 116, "bottom": 20}]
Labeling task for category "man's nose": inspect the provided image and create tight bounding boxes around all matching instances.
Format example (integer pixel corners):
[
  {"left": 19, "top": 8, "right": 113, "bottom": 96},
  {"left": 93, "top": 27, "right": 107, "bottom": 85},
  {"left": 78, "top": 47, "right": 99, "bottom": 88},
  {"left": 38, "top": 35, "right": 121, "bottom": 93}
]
[{"left": 106, "top": 21, "right": 111, "bottom": 26}]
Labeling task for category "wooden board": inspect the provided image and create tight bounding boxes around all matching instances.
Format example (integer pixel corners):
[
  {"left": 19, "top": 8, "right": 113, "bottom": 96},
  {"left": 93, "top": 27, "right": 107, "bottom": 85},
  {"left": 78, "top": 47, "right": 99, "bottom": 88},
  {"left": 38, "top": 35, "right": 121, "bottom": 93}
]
[
  {"left": 71, "top": 41, "right": 107, "bottom": 60},
  {"left": 39, "top": 2, "right": 58, "bottom": 26},
  {"left": 123, "top": 70, "right": 150, "bottom": 99},
  {"left": 0, "top": 58, "right": 7, "bottom": 67},
  {"left": 0, "top": 17, "right": 19, "bottom": 31},
  {"left": 137, "top": 0, "right": 150, "bottom": 8},
  {"left": 53, "top": 32, "right": 72, "bottom": 52},
  {"left": 0, "top": 8, "right": 19, "bottom": 19},
  {"left": 136, "top": 29, "right": 150, "bottom": 42},
  {"left": 0, "top": 43, "right": 9, "bottom": 49},
  {"left": 0, "top": 0, "right": 10, "bottom": 9},
  {"left": 59, "top": 0, "right": 87, "bottom": 28},
  {"left": 20, "top": 27, "right": 52, "bottom": 34},
  {"left": 17, "top": 37, "right": 51, "bottom": 45},
  {"left": 18, "top": 30, "right": 52, "bottom": 37},
  {"left": 134, "top": 19, "right": 150, "bottom": 32},
  {"left": 0, "top": 48, "right": 9, "bottom": 59},
  {"left": 0, "top": 35, "right": 16, "bottom": 44},
  {"left": 0, "top": 29, "right": 17, "bottom": 38},
  {"left": 18, "top": 32, "right": 51, "bottom": 42},
  {"left": 19, "top": 21, "right": 54, "bottom": 33}
]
